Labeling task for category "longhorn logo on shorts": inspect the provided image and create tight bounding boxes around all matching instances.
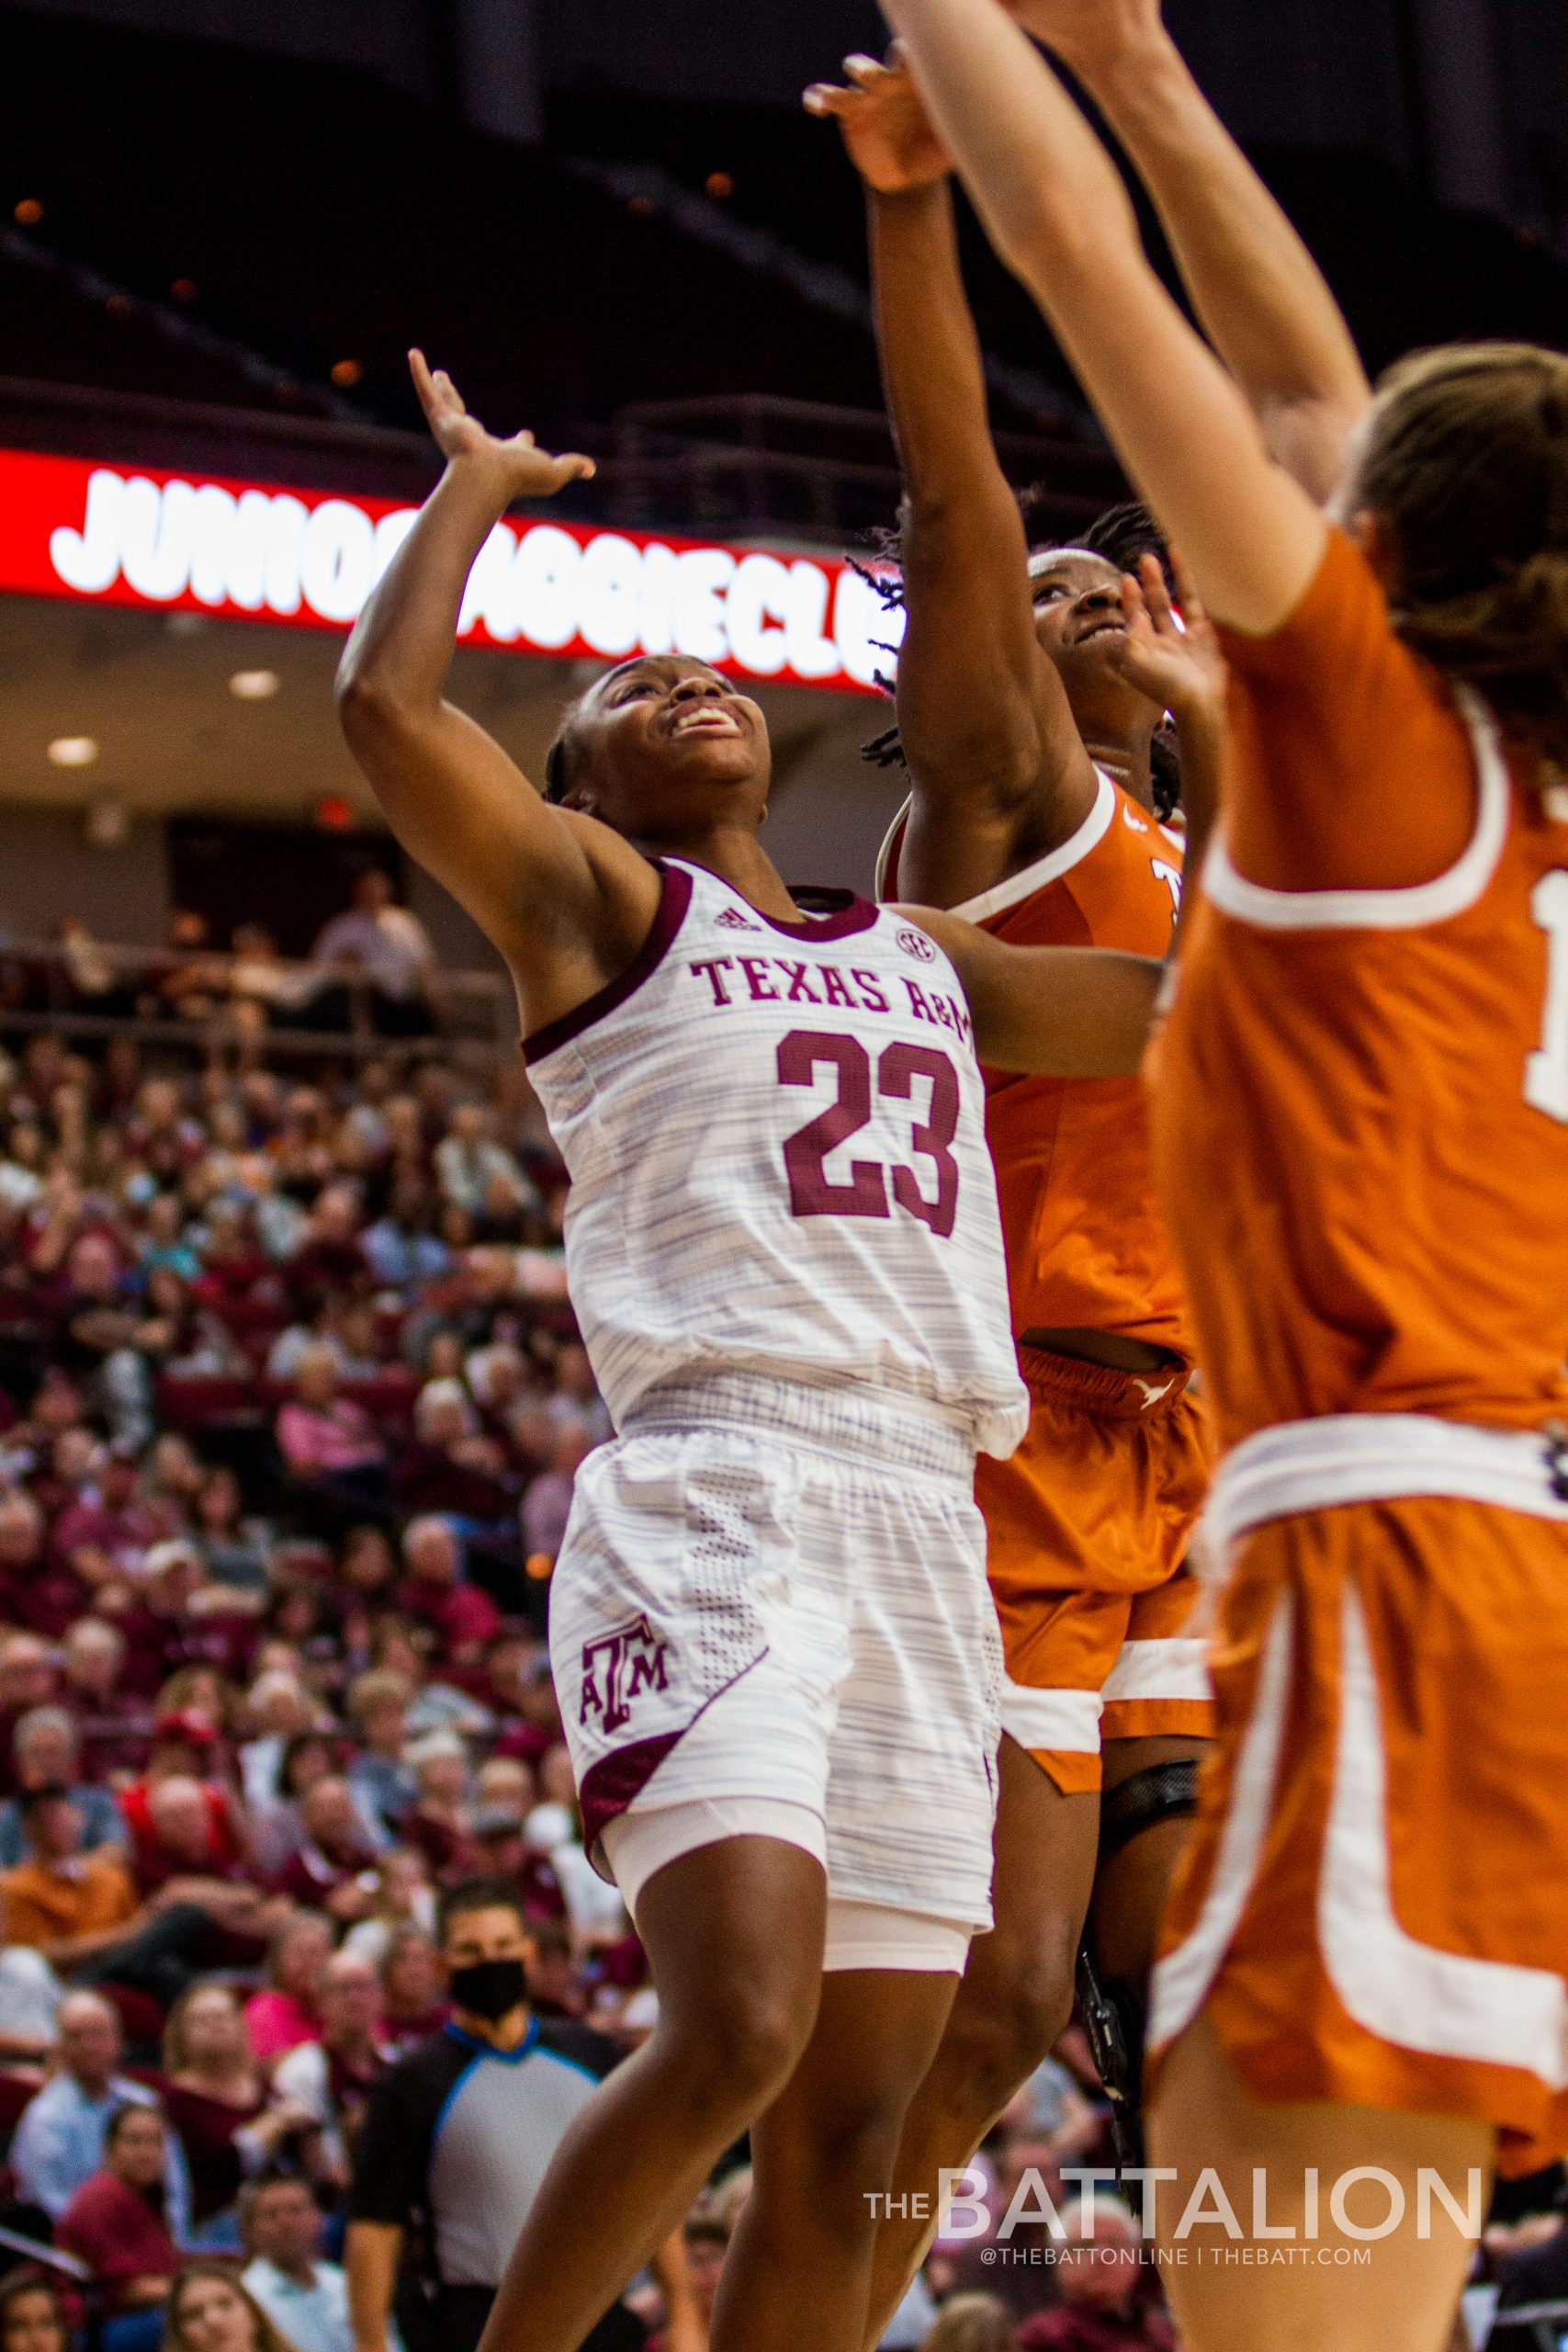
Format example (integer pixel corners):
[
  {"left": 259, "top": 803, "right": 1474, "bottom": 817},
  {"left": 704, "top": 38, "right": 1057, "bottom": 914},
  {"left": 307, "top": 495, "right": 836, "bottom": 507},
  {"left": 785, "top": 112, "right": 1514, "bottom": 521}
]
[{"left": 579, "top": 1615, "right": 671, "bottom": 1733}]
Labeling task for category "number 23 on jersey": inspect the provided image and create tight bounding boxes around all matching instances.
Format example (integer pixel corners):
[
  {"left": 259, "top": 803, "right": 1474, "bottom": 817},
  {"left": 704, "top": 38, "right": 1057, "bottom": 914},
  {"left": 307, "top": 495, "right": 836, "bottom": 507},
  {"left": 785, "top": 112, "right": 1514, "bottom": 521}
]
[{"left": 779, "top": 1030, "right": 961, "bottom": 1236}]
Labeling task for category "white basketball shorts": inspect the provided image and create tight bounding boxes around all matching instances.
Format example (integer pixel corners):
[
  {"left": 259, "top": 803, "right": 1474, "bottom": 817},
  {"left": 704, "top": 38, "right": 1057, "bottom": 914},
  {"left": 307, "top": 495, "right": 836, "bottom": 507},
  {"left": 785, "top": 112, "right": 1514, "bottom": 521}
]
[{"left": 549, "top": 1371, "right": 1002, "bottom": 1949}]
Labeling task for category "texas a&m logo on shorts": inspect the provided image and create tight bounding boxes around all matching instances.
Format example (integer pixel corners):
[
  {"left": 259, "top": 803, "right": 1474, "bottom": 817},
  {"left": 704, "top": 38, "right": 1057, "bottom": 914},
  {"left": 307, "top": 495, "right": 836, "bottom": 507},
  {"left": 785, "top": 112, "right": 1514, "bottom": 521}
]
[{"left": 580, "top": 1616, "right": 671, "bottom": 1734}]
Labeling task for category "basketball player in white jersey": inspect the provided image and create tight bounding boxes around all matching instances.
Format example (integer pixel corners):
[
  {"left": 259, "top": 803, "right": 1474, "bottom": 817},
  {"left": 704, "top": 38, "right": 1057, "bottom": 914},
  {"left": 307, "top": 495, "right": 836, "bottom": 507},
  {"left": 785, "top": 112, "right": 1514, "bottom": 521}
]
[{"left": 335, "top": 352, "right": 1178, "bottom": 2352}]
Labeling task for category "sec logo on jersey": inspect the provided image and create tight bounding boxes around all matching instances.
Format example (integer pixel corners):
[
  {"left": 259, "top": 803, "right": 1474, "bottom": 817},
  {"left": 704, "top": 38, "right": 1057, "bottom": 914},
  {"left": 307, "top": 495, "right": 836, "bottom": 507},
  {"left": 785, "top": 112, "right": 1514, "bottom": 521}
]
[{"left": 897, "top": 927, "right": 937, "bottom": 961}]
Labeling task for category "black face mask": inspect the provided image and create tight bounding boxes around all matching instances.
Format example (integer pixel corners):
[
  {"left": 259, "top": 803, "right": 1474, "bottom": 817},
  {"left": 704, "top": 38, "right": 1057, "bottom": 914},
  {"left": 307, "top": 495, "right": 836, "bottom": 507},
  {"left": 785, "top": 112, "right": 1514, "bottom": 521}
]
[{"left": 449, "top": 1957, "right": 527, "bottom": 2024}]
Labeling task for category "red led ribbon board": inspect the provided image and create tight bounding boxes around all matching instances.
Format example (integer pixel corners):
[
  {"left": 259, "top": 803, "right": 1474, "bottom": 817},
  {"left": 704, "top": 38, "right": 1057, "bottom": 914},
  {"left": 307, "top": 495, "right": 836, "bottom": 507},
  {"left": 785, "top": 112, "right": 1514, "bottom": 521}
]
[{"left": 0, "top": 447, "right": 900, "bottom": 696}]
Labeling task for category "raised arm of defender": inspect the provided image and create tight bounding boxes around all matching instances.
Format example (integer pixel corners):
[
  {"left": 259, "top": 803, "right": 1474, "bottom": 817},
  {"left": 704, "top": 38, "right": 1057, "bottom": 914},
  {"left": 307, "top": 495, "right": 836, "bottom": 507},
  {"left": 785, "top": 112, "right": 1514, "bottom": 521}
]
[
  {"left": 806, "top": 53, "right": 1098, "bottom": 905},
  {"left": 881, "top": 0, "right": 1327, "bottom": 637},
  {"left": 1000, "top": 0, "right": 1370, "bottom": 504},
  {"left": 334, "top": 352, "right": 660, "bottom": 1031},
  {"left": 995, "top": 0, "right": 1369, "bottom": 503}
]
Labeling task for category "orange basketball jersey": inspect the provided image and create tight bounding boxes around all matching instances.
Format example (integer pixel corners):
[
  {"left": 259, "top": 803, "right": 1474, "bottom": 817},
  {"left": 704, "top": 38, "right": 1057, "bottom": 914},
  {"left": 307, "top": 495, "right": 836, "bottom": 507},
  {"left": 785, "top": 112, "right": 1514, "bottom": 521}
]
[
  {"left": 884, "top": 775, "right": 1190, "bottom": 1351},
  {"left": 958, "top": 772, "right": 1191, "bottom": 1355},
  {"left": 883, "top": 771, "right": 1211, "bottom": 1787},
  {"left": 1146, "top": 537, "right": 1568, "bottom": 2160},
  {"left": 1151, "top": 533, "right": 1568, "bottom": 1453}
]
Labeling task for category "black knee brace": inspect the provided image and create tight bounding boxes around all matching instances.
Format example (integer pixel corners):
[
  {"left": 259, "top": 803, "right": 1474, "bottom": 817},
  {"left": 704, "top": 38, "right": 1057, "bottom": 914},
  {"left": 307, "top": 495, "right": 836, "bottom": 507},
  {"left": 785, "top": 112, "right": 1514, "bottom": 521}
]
[
  {"left": 1098, "top": 1758, "right": 1200, "bottom": 1866},
  {"left": 1076, "top": 1759, "right": 1200, "bottom": 2172}
]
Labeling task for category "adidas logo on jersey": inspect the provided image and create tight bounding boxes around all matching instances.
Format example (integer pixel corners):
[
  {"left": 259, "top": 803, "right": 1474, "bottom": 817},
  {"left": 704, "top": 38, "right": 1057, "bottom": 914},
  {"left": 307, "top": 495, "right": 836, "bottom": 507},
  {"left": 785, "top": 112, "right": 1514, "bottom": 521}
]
[{"left": 716, "top": 906, "right": 761, "bottom": 929}]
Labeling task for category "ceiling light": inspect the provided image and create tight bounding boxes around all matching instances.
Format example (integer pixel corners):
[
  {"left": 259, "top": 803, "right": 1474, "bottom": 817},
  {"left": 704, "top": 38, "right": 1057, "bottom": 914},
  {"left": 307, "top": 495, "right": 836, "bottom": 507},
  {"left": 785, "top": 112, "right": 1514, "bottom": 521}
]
[
  {"left": 85, "top": 799, "right": 129, "bottom": 849},
  {"left": 48, "top": 737, "right": 99, "bottom": 767},
  {"left": 230, "top": 670, "right": 281, "bottom": 701},
  {"left": 331, "top": 359, "right": 364, "bottom": 389},
  {"left": 14, "top": 198, "right": 43, "bottom": 227}
]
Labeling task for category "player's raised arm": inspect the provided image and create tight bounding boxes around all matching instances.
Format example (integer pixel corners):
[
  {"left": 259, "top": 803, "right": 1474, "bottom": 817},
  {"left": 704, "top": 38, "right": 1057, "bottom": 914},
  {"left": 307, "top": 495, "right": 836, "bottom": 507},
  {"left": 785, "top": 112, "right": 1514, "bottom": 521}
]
[
  {"left": 335, "top": 352, "right": 660, "bottom": 1017},
  {"left": 879, "top": 0, "right": 1326, "bottom": 638},
  {"left": 806, "top": 50, "right": 1098, "bottom": 905},
  {"left": 903, "top": 554, "right": 1220, "bottom": 1073},
  {"left": 1001, "top": 0, "right": 1370, "bottom": 503},
  {"left": 901, "top": 905, "right": 1161, "bottom": 1077}
]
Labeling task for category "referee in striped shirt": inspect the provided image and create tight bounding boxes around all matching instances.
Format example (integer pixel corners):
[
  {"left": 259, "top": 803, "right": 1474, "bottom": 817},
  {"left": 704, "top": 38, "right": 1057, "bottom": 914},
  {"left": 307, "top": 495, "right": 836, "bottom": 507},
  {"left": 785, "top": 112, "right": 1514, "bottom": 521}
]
[{"left": 346, "top": 1877, "right": 695, "bottom": 2352}]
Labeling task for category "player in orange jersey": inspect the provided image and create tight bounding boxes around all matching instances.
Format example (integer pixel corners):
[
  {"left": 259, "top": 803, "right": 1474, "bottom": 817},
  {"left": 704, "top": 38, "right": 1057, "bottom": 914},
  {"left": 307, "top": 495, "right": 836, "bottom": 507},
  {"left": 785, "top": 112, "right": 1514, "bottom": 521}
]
[
  {"left": 805, "top": 31, "right": 1366, "bottom": 2314},
  {"left": 881, "top": 0, "right": 1568, "bottom": 2346}
]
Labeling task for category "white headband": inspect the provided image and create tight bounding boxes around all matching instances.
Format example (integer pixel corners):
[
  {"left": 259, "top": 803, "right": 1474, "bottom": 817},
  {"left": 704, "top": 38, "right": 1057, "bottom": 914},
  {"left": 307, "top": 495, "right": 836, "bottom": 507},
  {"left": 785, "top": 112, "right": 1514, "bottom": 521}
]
[{"left": 1028, "top": 546, "right": 1109, "bottom": 578}]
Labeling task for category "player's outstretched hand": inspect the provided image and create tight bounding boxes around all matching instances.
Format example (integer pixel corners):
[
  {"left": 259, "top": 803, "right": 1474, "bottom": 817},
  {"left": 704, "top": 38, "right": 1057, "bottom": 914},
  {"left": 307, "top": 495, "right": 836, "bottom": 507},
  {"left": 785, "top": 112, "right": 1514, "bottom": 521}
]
[
  {"left": 1105, "top": 549, "right": 1224, "bottom": 727},
  {"left": 803, "top": 46, "right": 952, "bottom": 194},
  {"left": 997, "top": 0, "right": 1166, "bottom": 78},
  {"left": 409, "top": 349, "right": 595, "bottom": 500}
]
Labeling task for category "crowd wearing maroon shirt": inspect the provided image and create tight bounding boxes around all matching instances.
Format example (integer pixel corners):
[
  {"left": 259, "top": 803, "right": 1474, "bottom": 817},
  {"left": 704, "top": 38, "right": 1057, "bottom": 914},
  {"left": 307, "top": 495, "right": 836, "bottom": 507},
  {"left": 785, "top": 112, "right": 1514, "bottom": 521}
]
[
  {"left": 0, "top": 1035, "right": 652, "bottom": 2286},
  {"left": 0, "top": 1032, "right": 1170, "bottom": 2351}
]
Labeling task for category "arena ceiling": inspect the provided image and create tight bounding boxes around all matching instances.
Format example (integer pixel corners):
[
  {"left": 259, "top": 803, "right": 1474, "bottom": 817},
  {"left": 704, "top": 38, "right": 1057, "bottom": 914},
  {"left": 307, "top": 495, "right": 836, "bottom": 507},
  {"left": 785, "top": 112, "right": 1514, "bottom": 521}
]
[{"left": 0, "top": 591, "right": 903, "bottom": 882}]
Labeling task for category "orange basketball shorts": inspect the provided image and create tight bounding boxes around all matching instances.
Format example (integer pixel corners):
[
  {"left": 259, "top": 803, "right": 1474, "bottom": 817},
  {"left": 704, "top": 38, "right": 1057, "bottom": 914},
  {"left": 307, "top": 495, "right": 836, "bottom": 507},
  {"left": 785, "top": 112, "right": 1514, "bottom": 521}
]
[
  {"left": 976, "top": 1343, "right": 1216, "bottom": 1793},
  {"left": 1149, "top": 1447, "right": 1568, "bottom": 2173}
]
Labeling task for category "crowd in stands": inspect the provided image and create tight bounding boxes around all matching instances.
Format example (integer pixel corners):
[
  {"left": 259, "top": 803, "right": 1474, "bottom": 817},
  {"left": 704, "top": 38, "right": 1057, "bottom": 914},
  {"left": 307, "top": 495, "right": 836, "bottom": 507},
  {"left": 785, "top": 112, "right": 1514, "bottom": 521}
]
[
  {"left": 12, "top": 871, "right": 455, "bottom": 1046},
  {"left": 0, "top": 1006, "right": 1281, "bottom": 2350},
  {"left": 0, "top": 1017, "right": 631, "bottom": 2337}
]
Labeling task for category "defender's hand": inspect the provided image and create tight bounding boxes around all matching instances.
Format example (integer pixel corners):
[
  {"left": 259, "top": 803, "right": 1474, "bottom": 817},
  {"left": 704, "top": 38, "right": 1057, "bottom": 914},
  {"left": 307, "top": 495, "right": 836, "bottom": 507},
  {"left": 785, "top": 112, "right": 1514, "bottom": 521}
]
[
  {"left": 409, "top": 350, "right": 595, "bottom": 499},
  {"left": 1106, "top": 549, "right": 1225, "bottom": 726},
  {"left": 998, "top": 0, "right": 1166, "bottom": 76},
  {"left": 804, "top": 47, "right": 952, "bottom": 194}
]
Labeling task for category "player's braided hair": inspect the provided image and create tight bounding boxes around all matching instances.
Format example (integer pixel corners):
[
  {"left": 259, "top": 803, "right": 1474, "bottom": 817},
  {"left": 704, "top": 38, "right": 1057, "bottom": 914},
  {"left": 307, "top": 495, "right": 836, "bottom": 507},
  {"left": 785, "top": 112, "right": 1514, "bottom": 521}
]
[
  {"left": 1359, "top": 342, "right": 1568, "bottom": 771},
  {"left": 859, "top": 496, "right": 1183, "bottom": 822},
  {"left": 543, "top": 721, "right": 577, "bottom": 805}
]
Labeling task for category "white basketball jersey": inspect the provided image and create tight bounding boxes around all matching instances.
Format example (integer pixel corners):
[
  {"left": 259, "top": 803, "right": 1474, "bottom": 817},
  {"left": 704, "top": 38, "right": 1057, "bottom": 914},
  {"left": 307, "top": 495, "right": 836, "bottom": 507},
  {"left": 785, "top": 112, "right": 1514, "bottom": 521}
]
[{"left": 525, "top": 857, "right": 1029, "bottom": 1458}]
